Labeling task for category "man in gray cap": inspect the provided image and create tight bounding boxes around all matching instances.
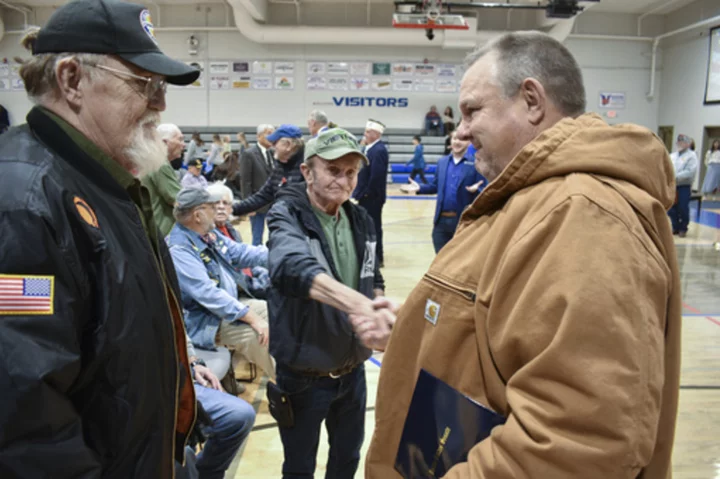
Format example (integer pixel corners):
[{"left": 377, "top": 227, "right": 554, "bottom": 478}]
[
  {"left": 266, "top": 128, "right": 394, "bottom": 478},
  {"left": 0, "top": 0, "right": 200, "bottom": 476},
  {"left": 167, "top": 188, "right": 275, "bottom": 385}
]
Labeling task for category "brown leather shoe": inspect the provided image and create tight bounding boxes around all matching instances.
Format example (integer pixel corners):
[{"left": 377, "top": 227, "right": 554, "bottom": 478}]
[{"left": 679, "top": 231, "right": 687, "bottom": 238}]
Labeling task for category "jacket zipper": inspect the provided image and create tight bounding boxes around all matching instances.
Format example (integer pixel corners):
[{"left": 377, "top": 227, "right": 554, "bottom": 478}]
[
  {"left": 144, "top": 226, "right": 197, "bottom": 476},
  {"left": 165, "top": 285, "right": 198, "bottom": 472},
  {"left": 423, "top": 273, "right": 477, "bottom": 302}
]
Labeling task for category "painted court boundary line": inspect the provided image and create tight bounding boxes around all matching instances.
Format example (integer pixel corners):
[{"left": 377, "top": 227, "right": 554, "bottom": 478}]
[{"left": 682, "top": 302, "right": 720, "bottom": 328}]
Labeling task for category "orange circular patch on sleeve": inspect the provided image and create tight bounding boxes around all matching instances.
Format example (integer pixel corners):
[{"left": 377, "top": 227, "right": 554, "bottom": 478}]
[{"left": 73, "top": 196, "right": 99, "bottom": 228}]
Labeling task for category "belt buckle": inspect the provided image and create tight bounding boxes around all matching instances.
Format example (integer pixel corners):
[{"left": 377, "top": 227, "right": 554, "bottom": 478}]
[{"left": 329, "top": 366, "right": 351, "bottom": 379}]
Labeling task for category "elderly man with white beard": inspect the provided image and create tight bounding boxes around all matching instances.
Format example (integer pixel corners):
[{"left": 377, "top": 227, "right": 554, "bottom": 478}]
[{"left": 0, "top": 0, "right": 202, "bottom": 476}]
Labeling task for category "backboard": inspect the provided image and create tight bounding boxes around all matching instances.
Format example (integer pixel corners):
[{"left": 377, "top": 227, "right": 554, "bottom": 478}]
[{"left": 392, "top": 12, "right": 469, "bottom": 30}]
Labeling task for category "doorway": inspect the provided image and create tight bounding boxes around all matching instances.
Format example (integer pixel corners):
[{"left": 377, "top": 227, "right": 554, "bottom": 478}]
[{"left": 658, "top": 126, "right": 674, "bottom": 153}]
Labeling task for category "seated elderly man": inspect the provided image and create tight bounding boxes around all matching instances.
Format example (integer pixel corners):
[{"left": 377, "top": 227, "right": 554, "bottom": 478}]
[
  {"left": 180, "top": 332, "right": 255, "bottom": 479},
  {"left": 207, "top": 182, "right": 243, "bottom": 243},
  {"left": 167, "top": 187, "right": 275, "bottom": 380}
]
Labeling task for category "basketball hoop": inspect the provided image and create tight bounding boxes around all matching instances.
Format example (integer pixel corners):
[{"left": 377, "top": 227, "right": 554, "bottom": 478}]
[
  {"left": 392, "top": 0, "right": 469, "bottom": 31},
  {"left": 392, "top": 12, "right": 469, "bottom": 30}
]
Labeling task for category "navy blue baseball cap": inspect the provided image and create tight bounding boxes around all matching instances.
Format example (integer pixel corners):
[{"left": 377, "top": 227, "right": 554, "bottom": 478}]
[
  {"left": 266, "top": 124, "right": 303, "bottom": 143},
  {"left": 32, "top": 0, "right": 200, "bottom": 86}
]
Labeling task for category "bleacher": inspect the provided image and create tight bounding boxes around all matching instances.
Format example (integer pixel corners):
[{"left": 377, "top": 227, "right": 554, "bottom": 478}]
[{"left": 180, "top": 127, "right": 448, "bottom": 185}]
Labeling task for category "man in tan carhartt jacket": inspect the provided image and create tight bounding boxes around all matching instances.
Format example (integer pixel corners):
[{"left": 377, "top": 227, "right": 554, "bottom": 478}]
[{"left": 366, "top": 32, "right": 681, "bottom": 479}]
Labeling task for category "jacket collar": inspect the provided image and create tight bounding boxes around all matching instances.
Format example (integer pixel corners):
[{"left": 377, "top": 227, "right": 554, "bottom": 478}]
[
  {"left": 172, "top": 223, "right": 211, "bottom": 252},
  {"left": 279, "top": 147, "right": 303, "bottom": 171},
  {"left": 26, "top": 107, "right": 129, "bottom": 200},
  {"left": 446, "top": 150, "right": 474, "bottom": 166}
]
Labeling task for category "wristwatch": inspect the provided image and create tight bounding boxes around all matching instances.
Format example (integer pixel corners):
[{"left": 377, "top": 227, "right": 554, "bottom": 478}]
[{"left": 190, "top": 358, "right": 207, "bottom": 368}]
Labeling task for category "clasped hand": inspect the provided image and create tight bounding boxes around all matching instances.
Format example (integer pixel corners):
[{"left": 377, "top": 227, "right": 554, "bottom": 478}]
[{"left": 349, "top": 297, "right": 399, "bottom": 351}]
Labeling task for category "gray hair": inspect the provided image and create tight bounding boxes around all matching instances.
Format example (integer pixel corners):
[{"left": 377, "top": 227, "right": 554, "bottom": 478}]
[
  {"left": 256, "top": 123, "right": 274, "bottom": 135},
  {"left": 464, "top": 31, "right": 586, "bottom": 117},
  {"left": 15, "top": 27, "right": 106, "bottom": 104},
  {"left": 157, "top": 124, "right": 182, "bottom": 141},
  {"left": 173, "top": 204, "right": 195, "bottom": 224},
  {"left": 309, "top": 109, "right": 328, "bottom": 125},
  {"left": 207, "top": 181, "right": 234, "bottom": 203}
]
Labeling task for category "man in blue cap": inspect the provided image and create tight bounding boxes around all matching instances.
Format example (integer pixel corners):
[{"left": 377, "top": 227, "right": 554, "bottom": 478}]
[
  {"left": 232, "top": 124, "right": 305, "bottom": 222},
  {"left": 0, "top": 0, "right": 200, "bottom": 476}
]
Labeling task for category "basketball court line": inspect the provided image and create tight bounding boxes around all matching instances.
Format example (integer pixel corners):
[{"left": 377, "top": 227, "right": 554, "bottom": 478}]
[{"left": 682, "top": 302, "right": 720, "bottom": 327}]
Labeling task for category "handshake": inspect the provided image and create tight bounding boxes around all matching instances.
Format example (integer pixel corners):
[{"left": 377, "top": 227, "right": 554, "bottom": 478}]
[{"left": 348, "top": 296, "right": 399, "bottom": 351}]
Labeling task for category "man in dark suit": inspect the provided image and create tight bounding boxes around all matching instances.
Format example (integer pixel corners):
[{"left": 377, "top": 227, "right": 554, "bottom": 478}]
[
  {"left": 353, "top": 119, "right": 389, "bottom": 266},
  {"left": 401, "top": 130, "right": 486, "bottom": 252},
  {"left": 240, "top": 124, "right": 275, "bottom": 245}
]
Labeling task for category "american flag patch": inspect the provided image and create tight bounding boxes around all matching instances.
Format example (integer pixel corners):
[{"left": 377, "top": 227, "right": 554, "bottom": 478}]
[{"left": 0, "top": 275, "right": 54, "bottom": 315}]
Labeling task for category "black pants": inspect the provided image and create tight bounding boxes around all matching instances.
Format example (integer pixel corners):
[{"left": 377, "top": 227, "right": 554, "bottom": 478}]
[
  {"left": 276, "top": 364, "right": 367, "bottom": 478},
  {"left": 359, "top": 197, "right": 384, "bottom": 264},
  {"left": 409, "top": 168, "right": 427, "bottom": 184}
]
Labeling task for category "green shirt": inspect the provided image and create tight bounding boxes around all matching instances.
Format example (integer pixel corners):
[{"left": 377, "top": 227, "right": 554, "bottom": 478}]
[
  {"left": 42, "top": 108, "right": 164, "bottom": 262},
  {"left": 312, "top": 204, "right": 359, "bottom": 290},
  {"left": 141, "top": 162, "right": 182, "bottom": 237}
]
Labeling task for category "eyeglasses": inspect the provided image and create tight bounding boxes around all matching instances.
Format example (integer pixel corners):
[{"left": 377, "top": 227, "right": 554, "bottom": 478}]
[{"left": 82, "top": 62, "right": 167, "bottom": 102}]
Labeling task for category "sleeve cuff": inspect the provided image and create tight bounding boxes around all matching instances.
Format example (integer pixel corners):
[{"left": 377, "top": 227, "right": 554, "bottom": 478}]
[{"left": 233, "top": 304, "right": 250, "bottom": 322}]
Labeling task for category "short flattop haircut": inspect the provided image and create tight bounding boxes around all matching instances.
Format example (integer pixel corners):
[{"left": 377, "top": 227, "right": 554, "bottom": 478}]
[{"left": 464, "top": 31, "right": 586, "bottom": 118}]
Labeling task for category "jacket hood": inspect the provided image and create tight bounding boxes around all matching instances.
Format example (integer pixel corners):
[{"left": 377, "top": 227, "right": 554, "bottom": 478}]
[{"left": 466, "top": 113, "right": 675, "bottom": 219}]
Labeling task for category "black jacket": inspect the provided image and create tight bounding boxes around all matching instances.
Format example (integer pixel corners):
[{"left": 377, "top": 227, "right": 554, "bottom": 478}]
[
  {"left": 266, "top": 183, "right": 385, "bottom": 373},
  {"left": 232, "top": 147, "right": 305, "bottom": 216},
  {"left": 239, "top": 144, "right": 273, "bottom": 214},
  {"left": 353, "top": 140, "right": 389, "bottom": 204},
  {"left": 0, "top": 108, "right": 196, "bottom": 478}
]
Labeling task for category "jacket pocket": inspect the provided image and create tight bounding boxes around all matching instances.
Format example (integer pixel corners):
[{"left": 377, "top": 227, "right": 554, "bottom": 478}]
[
  {"left": 423, "top": 273, "right": 476, "bottom": 303},
  {"left": 413, "top": 273, "right": 480, "bottom": 389}
]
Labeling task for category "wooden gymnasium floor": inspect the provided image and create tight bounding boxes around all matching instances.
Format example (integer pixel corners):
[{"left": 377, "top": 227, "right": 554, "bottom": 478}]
[{"left": 224, "top": 185, "right": 720, "bottom": 478}]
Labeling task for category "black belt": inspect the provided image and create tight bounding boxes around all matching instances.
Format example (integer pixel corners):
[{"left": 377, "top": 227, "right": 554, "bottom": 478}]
[{"left": 280, "top": 363, "right": 358, "bottom": 379}]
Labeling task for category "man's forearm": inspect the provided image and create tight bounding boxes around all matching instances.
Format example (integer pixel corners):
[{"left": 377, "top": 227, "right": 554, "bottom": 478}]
[{"left": 309, "top": 273, "right": 369, "bottom": 314}]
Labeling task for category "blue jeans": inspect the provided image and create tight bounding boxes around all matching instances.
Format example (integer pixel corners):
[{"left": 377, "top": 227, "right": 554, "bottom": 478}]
[
  {"left": 250, "top": 213, "right": 267, "bottom": 246},
  {"left": 668, "top": 185, "right": 691, "bottom": 233},
  {"left": 276, "top": 364, "right": 367, "bottom": 478},
  {"left": 431, "top": 215, "right": 459, "bottom": 253},
  {"left": 193, "top": 384, "right": 256, "bottom": 479}
]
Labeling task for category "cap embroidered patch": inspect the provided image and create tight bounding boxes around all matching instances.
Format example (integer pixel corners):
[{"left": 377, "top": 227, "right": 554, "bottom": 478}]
[
  {"left": 0, "top": 274, "right": 55, "bottom": 315},
  {"left": 73, "top": 196, "right": 99, "bottom": 228},
  {"left": 140, "top": 9, "right": 158, "bottom": 45}
]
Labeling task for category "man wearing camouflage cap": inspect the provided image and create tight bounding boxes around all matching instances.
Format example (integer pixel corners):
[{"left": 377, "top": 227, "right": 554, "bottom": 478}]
[{"left": 266, "top": 128, "right": 395, "bottom": 477}]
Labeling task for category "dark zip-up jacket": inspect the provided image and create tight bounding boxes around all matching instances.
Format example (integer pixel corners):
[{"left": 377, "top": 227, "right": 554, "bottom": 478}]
[
  {"left": 0, "top": 107, "right": 195, "bottom": 478},
  {"left": 266, "top": 183, "right": 385, "bottom": 373},
  {"left": 232, "top": 147, "right": 305, "bottom": 216}
]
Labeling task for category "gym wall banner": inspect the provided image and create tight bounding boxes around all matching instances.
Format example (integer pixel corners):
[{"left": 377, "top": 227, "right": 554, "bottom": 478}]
[{"left": 316, "top": 97, "right": 410, "bottom": 107}]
